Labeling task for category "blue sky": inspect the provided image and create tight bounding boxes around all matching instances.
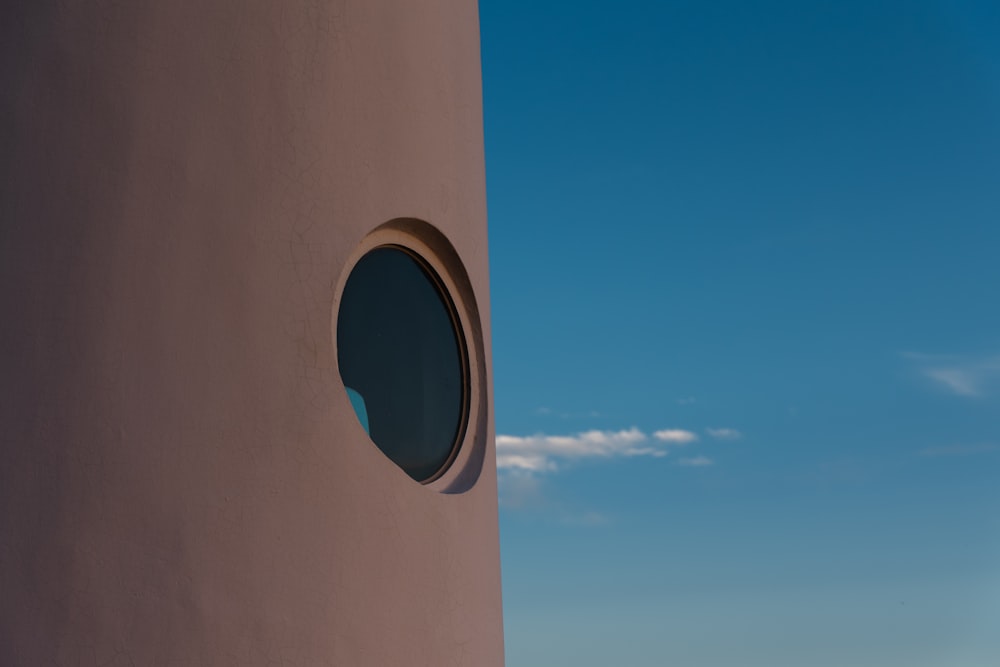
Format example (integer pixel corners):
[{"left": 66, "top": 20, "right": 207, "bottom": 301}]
[{"left": 479, "top": 1, "right": 1000, "bottom": 664}]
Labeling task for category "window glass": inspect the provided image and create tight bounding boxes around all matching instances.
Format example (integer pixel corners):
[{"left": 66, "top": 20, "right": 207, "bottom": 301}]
[{"left": 337, "top": 246, "right": 465, "bottom": 482}]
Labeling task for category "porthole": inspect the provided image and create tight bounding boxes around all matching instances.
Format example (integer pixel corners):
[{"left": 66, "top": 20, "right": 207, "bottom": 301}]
[{"left": 336, "top": 245, "right": 468, "bottom": 483}]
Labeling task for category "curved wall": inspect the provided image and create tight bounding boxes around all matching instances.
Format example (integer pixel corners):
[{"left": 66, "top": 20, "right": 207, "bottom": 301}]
[{"left": 0, "top": 1, "right": 502, "bottom": 665}]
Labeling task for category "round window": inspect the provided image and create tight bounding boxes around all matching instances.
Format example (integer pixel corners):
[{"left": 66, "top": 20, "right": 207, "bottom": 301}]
[{"left": 337, "top": 246, "right": 467, "bottom": 482}]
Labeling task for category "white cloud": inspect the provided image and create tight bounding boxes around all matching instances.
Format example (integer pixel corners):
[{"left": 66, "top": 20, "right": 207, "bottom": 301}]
[
  {"left": 678, "top": 456, "right": 714, "bottom": 467},
  {"left": 494, "top": 453, "right": 557, "bottom": 473},
  {"left": 652, "top": 429, "right": 699, "bottom": 444},
  {"left": 707, "top": 427, "right": 742, "bottom": 440},
  {"left": 496, "top": 428, "right": 658, "bottom": 472},
  {"left": 918, "top": 443, "right": 999, "bottom": 457},
  {"left": 904, "top": 352, "right": 1000, "bottom": 397},
  {"left": 497, "top": 426, "right": 720, "bottom": 477},
  {"left": 497, "top": 426, "right": 716, "bottom": 516}
]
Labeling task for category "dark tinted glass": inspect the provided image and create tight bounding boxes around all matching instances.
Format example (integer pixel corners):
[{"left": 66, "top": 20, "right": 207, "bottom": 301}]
[{"left": 337, "top": 247, "right": 465, "bottom": 482}]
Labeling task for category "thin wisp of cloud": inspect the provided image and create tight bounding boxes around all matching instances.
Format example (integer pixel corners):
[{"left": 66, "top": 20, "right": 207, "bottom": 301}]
[
  {"left": 904, "top": 352, "right": 1000, "bottom": 397},
  {"left": 497, "top": 471, "right": 546, "bottom": 509},
  {"left": 679, "top": 456, "right": 714, "bottom": 467}
]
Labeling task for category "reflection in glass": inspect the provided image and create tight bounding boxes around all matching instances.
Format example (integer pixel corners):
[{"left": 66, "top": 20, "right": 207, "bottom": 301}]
[{"left": 345, "top": 386, "right": 370, "bottom": 435}]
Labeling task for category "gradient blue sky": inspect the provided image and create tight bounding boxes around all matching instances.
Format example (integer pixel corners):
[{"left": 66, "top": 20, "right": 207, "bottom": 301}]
[{"left": 480, "top": 1, "right": 1000, "bottom": 664}]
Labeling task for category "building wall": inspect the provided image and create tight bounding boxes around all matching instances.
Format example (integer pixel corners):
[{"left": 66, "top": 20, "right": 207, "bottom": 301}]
[{"left": 0, "top": 1, "right": 502, "bottom": 664}]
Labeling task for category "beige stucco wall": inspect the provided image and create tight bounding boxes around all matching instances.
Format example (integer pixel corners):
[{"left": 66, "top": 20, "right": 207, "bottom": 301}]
[{"left": 0, "top": 1, "right": 502, "bottom": 665}]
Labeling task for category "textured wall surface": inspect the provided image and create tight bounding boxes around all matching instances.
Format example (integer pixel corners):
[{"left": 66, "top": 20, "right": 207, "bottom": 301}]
[{"left": 0, "top": 1, "right": 502, "bottom": 665}]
